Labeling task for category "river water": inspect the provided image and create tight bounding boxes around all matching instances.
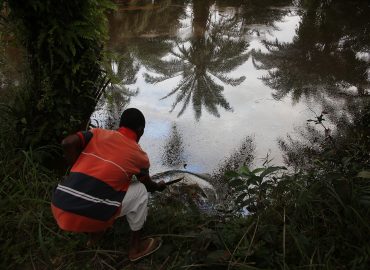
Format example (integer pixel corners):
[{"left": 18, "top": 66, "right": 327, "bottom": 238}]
[{"left": 92, "top": 0, "right": 370, "bottom": 175}]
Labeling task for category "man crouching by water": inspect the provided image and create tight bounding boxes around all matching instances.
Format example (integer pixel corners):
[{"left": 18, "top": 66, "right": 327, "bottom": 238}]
[{"left": 51, "top": 108, "right": 166, "bottom": 262}]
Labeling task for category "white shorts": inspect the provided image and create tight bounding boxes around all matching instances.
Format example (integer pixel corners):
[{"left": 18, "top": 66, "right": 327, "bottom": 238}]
[{"left": 117, "top": 181, "right": 148, "bottom": 231}]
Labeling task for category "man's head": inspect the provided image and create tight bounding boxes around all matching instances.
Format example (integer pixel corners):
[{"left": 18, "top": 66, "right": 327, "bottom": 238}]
[{"left": 119, "top": 108, "right": 146, "bottom": 141}]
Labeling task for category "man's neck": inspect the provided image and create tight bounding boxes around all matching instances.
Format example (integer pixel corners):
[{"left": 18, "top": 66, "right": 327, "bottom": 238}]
[{"left": 117, "top": 127, "right": 138, "bottom": 142}]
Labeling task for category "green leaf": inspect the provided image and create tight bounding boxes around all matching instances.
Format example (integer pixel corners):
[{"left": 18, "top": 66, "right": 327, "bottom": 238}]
[
  {"left": 252, "top": 168, "right": 265, "bottom": 174},
  {"left": 234, "top": 186, "right": 247, "bottom": 193},
  {"left": 68, "top": 41, "right": 76, "bottom": 56},
  {"left": 357, "top": 171, "right": 370, "bottom": 179},
  {"left": 225, "top": 171, "right": 239, "bottom": 178},
  {"left": 235, "top": 193, "right": 246, "bottom": 205},
  {"left": 260, "top": 166, "right": 287, "bottom": 179},
  {"left": 237, "top": 197, "right": 254, "bottom": 208},
  {"left": 239, "top": 166, "right": 250, "bottom": 175},
  {"left": 247, "top": 176, "right": 260, "bottom": 186},
  {"left": 229, "top": 178, "right": 244, "bottom": 187}
]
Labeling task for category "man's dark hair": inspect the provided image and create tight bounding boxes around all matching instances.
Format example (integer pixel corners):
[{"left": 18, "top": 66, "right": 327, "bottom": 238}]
[{"left": 119, "top": 108, "right": 146, "bottom": 130}]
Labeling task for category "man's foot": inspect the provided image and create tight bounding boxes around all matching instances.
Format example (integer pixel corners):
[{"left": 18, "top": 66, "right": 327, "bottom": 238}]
[{"left": 129, "top": 237, "right": 162, "bottom": 262}]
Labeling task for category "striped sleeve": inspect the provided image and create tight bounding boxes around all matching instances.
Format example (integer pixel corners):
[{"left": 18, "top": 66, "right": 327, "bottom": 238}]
[{"left": 77, "top": 131, "right": 93, "bottom": 149}]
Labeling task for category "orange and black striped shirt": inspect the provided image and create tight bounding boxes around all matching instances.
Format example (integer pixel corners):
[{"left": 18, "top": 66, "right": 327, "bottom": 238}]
[{"left": 51, "top": 127, "right": 150, "bottom": 232}]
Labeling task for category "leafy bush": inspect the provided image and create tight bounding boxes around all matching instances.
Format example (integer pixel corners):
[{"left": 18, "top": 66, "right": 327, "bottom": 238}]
[
  {"left": 223, "top": 108, "right": 370, "bottom": 268},
  {"left": 2, "top": 0, "right": 115, "bottom": 151},
  {"left": 227, "top": 166, "right": 287, "bottom": 213},
  {"left": 226, "top": 165, "right": 370, "bottom": 269}
]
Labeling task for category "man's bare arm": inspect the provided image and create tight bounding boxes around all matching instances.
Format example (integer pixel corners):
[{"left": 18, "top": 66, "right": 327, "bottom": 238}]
[
  {"left": 138, "top": 175, "right": 166, "bottom": 192},
  {"left": 61, "top": 134, "right": 82, "bottom": 166}
]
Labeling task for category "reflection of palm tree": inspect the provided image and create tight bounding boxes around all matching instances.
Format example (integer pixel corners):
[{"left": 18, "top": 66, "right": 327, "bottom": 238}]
[
  {"left": 253, "top": 40, "right": 369, "bottom": 103},
  {"left": 97, "top": 50, "right": 139, "bottom": 129},
  {"left": 144, "top": 2, "right": 249, "bottom": 119},
  {"left": 105, "top": 6, "right": 180, "bottom": 127},
  {"left": 211, "top": 136, "right": 255, "bottom": 205},
  {"left": 145, "top": 38, "right": 249, "bottom": 119},
  {"left": 103, "top": 86, "right": 138, "bottom": 129},
  {"left": 279, "top": 103, "right": 370, "bottom": 171},
  {"left": 132, "top": 37, "right": 175, "bottom": 72},
  {"left": 213, "top": 136, "right": 255, "bottom": 178},
  {"left": 107, "top": 0, "right": 184, "bottom": 92},
  {"left": 260, "top": 0, "right": 370, "bottom": 174},
  {"left": 101, "top": 37, "right": 176, "bottom": 126},
  {"left": 108, "top": 0, "right": 186, "bottom": 64},
  {"left": 162, "top": 123, "right": 186, "bottom": 168},
  {"left": 252, "top": 0, "right": 370, "bottom": 104},
  {"left": 108, "top": 0, "right": 186, "bottom": 41},
  {"left": 108, "top": 0, "right": 183, "bottom": 71},
  {"left": 216, "top": 0, "right": 293, "bottom": 29},
  {"left": 100, "top": 0, "right": 188, "bottom": 126}
]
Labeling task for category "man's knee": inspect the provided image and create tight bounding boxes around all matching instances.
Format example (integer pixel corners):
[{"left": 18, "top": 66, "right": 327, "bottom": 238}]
[{"left": 135, "top": 182, "right": 149, "bottom": 203}]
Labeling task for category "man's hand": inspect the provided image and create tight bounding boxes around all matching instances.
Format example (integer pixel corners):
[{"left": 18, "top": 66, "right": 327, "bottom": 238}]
[
  {"left": 156, "top": 181, "right": 166, "bottom": 192},
  {"left": 138, "top": 175, "right": 167, "bottom": 192},
  {"left": 61, "top": 134, "right": 83, "bottom": 166}
]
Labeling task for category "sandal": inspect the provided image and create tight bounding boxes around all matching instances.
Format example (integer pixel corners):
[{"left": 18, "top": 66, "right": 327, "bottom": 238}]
[{"left": 129, "top": 237, "right": 163, "bottom": 262}]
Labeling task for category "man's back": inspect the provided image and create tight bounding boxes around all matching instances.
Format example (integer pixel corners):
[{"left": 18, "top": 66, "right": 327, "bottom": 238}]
[
  {"left": 72, "top": 128, "right": 150, "bottom": 190},
  {"left": 51, "top": 127, "right": 150, "bottom": 232}
]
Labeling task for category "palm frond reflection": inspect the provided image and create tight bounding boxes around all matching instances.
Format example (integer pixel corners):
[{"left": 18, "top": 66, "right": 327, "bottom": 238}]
[{"left": 144, "top": 8, "right": 249, "bottom": 120}]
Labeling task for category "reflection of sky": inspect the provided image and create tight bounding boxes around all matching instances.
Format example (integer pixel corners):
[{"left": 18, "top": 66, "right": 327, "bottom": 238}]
[
  {"left": 97, "top": 5, "right": 323, "bottom": 175},
  {"left": 356, "top": 52, "right": 370, "bottom": 81},
  {"left": 121, "top": 11, "right": 317, "bottom": 174},
  {"left": 266, "top": 15, "right": 301, "bottom": 43}
]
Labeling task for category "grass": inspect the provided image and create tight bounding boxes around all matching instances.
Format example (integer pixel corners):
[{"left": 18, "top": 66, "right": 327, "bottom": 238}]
[
  {"left": 0, "top": 90, "right": 369, "bottom": 269},
  {"left": 1, "top": 147, "right": 369, "bottom": 269},
  {"left": 0, "top": 115, "right": 369, "bottom": 270}
]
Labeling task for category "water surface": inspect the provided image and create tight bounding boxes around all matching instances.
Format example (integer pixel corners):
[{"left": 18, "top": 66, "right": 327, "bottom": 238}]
[{"left": 93, "top": 0, "right": 370, "bottom": 175}]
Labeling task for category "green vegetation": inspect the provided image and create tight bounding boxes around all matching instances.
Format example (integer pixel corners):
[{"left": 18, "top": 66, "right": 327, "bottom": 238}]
[
  {"left": 2, "top": 0, "right": 114, "bottom": 150},
  {"left": 1, "top": 121, "right": 369, "bottom": 269},
  {"left": 1, "top": 0, "right": 370, "bottom": 269}
]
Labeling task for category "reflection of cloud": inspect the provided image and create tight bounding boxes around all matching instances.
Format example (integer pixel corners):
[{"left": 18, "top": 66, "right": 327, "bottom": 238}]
[
  {"left": 129, "top": 14, "right": 313, "bottom": 174},
  {"left": 145, "top": 120, "right": 169, "bottom": 139},
  {"left": 246, "top": 14, "right": 300, "bottom": 53},
  {"left": 265, "top": 15, "right": 301, "bottom": 43},
  {"left": 101, "top": 5, "right": 319, "bottom": 174}
]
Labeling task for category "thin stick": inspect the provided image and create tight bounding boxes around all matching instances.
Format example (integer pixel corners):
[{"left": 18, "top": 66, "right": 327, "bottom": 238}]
[
  {"left": 29, "top": 251, "right": 36, "bottom": 270},
  {"left": 182, "top": 262, "right": 259, "bottom": 269},
  {"left": 217, "top": 230, "right": 232, "bottom": 256},
  {"left": 149, "top": 233, "right": 197, "bottom": 238},
  {"left": 60, "top": 249, "right": 126, "bottom": 259},
  {"left": 171, "top": 251, "right": 180, "bottom": 268},
  {"left": 158, "top": 256, "right": 170, "bottom": 270},
  {"left": 245, "top": 215, "right": 260, "bottom": 263},
  {"left": 228, "top": 220, "right": 257, "bottom": 270},
  {"left": 283, "top": 207, "right": 286, "bottom": 270},
  {"left": 101, "top": 259, "right": 116, "bottom": 270}
]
